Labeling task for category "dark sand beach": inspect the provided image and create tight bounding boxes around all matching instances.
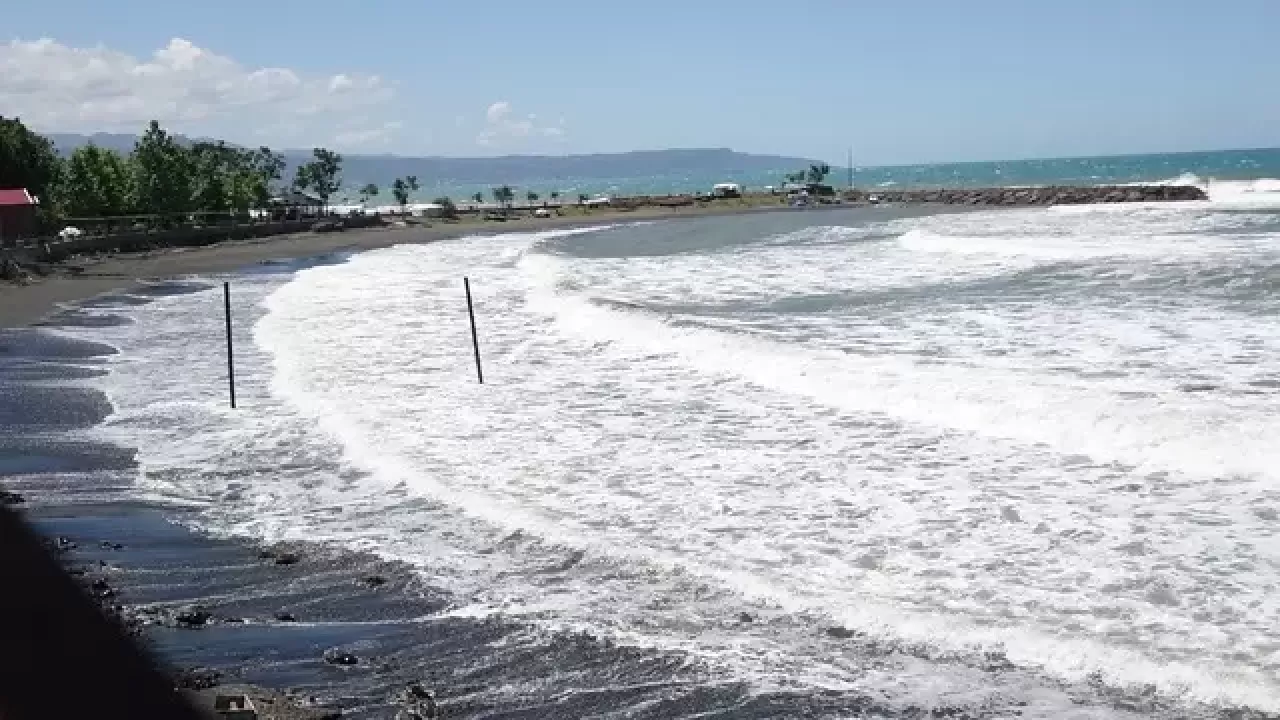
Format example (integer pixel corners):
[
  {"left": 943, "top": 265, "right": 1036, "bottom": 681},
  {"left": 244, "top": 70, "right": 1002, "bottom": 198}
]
[{"left": 0, "top": 201, "right": 814, "bottom": 329}]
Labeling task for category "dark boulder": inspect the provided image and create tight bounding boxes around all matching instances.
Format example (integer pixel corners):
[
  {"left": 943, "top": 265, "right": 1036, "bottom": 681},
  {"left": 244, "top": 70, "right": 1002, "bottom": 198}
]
[
  {"left": 0, "top": 488, "right": 25, "bottom": 505},
  {"left": 274, "top": 611, "right": 298, "bottom": 623},
  {"left": 324, "top": 651, "right": 360, "bottom": 666},
  {"left": 826, "top": 626, "right": 857, "bottom": 639},
  {"left": 88, "top": 578, "right": 116, "bottom": 600},
  {"left": 361, "top": 575, "right": 388, "bottom": 589},
  {"left": 176, "top": 607, "right": 213, "bottom": 628}
]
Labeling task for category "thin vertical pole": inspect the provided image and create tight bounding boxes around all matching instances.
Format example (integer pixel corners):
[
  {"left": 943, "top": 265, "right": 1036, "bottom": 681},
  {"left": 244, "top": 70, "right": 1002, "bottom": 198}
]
[
  {"left": 464, "top": 277, "right": 484, "bottom": 384},
  {"left": 223, "top": 281, "right": 236, "bottom": 408}
]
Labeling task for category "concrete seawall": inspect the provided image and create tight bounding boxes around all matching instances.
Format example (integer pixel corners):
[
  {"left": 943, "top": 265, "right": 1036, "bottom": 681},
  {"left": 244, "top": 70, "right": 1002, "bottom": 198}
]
[{"left": 847, "top": 184, "right": 1207, "bottom": 206}]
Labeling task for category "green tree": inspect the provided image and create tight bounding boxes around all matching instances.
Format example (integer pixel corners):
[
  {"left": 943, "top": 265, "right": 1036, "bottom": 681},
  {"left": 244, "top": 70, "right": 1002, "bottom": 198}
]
[
  {"left": 577, "top": 193, "right": 589, "bottom": 204},
  {"left": 550, "top": 190, "right": 560, "bottom": 203},
  {"left": 492, "top": 185, "right": 514, "bottom": 214},
  {"left": 391, "top": 176, "right": 420, "bottom": 214},
  {"left": 294, "top": 147, "right": 343, "bottom": 205},
  {"left": 0, "top": 116, "right": 63, "bottom": 227},
  {"left": 360, "top": 183, "right": 379, "bottom": 204},
  {"left": 292, "top": 164, "right": 313, "bottom": 193},
  {"left": 133, "top": 121, "right": 194, "bottom": 216},
  {"left": 392, "top": 178, "right": 409, "bottom": 211},
  {"left": 59, "top": 145, "right": 136, "bottom": 218},
  {"left": 805, "top": 163, "right": 831, "bottom": 184},
  {"left": 433, "top": 196, "right": 458, "bottom": 220},
  {"left": 246, "top": 147, "right": 285, "bottom": 208},
  {"left": 189, "top": 141, "right": 235, "bottom": 213},
  {"left": 187, "top": 141, "right": 273, "bottom": 215},
  {"left": 526, "top": 190, "right": 539, "bottom": 206},
  {"left": 471, "top": 191, "right": 484, "bottom": 204}
]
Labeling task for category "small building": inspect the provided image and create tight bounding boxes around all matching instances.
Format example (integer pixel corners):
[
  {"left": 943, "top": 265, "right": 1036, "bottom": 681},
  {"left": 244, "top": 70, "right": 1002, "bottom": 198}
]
[
  {"left": 268, "top": 190, "right": 324, "bottom": 219},
  {"left": 712, "top": 183, "right": 742, "bottom": 198},
  {"left": 0, "top": 188, "right": 39, "bottom": 245}
]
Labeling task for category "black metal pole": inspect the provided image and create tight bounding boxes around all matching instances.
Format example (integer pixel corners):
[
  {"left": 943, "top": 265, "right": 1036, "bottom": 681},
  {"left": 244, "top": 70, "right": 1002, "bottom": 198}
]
[
  {"left": 223, "top": 281, "right": 236, "bottom": 408},
  {"left": 464, "top": 277, "right": 484, "bottom": 384}
]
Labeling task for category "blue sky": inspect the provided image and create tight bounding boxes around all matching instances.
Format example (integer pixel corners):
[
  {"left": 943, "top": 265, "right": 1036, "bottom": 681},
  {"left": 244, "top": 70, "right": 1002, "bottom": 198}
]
[{"left": 4, "top": 0, "right": 1279, "bottom": 164}]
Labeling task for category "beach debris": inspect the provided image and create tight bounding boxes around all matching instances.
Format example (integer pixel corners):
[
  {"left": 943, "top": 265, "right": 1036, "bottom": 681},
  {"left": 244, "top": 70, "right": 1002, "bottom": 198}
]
[
  {"left": 258, "top": 546, "right": 302, "bottom": 565},
  {"left": 89, "top": 577, "right": 116, "bottom": 600},
  {"left": 737, "top": 612, "right": 755, "bottom": 624},
  {"left": 0, "top": 488, "right": 25, "bottom": 505},
  {"left": 360, "top": 574, "right": 387, "bottom": 589},
  {"left": 214, "top": 693, "right": 258, "bottom": 720},
  {"left": 0, "top": 255, "right": 31, "bottom": 283},
  {"left": 323, "top": 650, "right": 360, "bottom": 666},
  {"left": 43, "top": 535, "right": 77, "bottom": 554},
  {"left": 826, "top": 626, "right": 857, "bottom": 640},
  {"left": 173, "top": 667, "right": 223, "bottom": 691},
  {"left": 176, "top": 606, "right": 214, "bottom": 627},
  {"left": 274, "top": 611, "right": 299, "bottom": 623},
  {"left": 394, "top": 682, "right": 439, "bottom": 719}
]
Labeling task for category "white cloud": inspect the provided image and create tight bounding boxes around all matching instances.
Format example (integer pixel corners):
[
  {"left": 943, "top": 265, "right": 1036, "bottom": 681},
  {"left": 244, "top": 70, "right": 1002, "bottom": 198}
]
[
  {"left": 477, "top": 100, "right": 565, "bottom": 148},
  {"left": 0, "top": 37, "right": 401, "bottom": 150}
]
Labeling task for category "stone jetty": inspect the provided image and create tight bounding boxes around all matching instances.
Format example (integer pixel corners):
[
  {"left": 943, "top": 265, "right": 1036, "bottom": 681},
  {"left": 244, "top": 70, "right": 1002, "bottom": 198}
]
[{"left": 848, "top": 184, "right": 1207, "bottom": 206}]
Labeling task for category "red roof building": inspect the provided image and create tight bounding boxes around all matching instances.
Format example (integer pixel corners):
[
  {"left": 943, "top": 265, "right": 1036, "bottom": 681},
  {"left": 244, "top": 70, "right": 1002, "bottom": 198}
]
[{"left": 0, "top": 188, "right": 39, "bottom": 244}]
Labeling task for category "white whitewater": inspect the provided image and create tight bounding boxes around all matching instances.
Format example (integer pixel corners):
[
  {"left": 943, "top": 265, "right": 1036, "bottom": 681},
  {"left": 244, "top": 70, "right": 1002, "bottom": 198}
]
[{"left": 67, "top": 195, "right": 1280, "bottom": 718}]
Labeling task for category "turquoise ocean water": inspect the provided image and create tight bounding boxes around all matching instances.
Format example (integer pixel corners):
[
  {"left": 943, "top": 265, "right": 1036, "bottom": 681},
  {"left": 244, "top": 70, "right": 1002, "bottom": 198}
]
[{"left": 388, "top": 147, "right": 1280, "bottom": 207}]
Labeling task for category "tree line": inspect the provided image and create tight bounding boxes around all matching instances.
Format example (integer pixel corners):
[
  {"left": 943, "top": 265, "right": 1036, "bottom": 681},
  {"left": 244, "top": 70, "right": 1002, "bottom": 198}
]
[
  {"left": 3, "top": 115, "right": 595, "bottom": 233},
  {"left": 784, "top": 163, "right": 832, "bottom": 186},
  {"left": 0, "top": 116, "right": 346, "bottom": 229}
]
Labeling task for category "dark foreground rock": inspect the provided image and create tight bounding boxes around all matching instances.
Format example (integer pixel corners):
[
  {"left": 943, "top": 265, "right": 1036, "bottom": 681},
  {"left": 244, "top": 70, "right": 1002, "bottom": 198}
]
[
  {"left": 849, "top": 184, "right": 1206, "bottom": 206},
  {"left": 395, "top": 681, "right": 440, "bottom": 719}
]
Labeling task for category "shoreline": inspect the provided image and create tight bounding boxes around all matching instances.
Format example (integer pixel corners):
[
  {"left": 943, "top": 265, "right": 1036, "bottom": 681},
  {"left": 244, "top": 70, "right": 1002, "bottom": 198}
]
[
  {"left": 0, "top": 201, "right": 821, "bottom": 329},
  {"left": 0, "top": 180, "right": 1209, "bottom": 329}
]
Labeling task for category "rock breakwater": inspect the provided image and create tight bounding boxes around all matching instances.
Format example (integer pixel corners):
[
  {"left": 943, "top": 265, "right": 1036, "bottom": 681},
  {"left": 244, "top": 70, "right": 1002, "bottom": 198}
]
[{"left": 851, "top": 184, "right": 1206, "bottom": 206}]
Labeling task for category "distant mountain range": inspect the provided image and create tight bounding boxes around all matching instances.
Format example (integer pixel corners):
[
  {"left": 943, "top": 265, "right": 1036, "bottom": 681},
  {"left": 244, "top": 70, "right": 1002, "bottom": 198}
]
[{"left": 44, "top": 132, "right": 818, "bottom": 189}]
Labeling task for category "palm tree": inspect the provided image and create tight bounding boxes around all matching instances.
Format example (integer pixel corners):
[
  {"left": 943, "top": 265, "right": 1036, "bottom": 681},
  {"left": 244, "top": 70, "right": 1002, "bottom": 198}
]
[
  {"left": 472, "top": 191, "right": 484, "bottom": 205},
  {"left": 550, "top": 190, "right": 561, "bottom": 204},
  {"left": 392, "top": 177, "right": 410, "bottom": 214},
  {"left": 577, "top": 193, "right": 589, "bottom": 204},
  {"left": 492, "top": 185, "right": 514, "bottom": 215},
  {"left": 526, "top": 190, "right": 539, "bottom": 206},
  {"left": 359, "top": 183, "right": 379, "bottom": 204},
  {"left": 806, "top": 163, "right": 831, "bottom": 185}
]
